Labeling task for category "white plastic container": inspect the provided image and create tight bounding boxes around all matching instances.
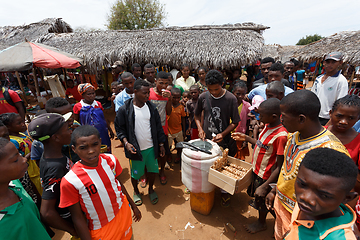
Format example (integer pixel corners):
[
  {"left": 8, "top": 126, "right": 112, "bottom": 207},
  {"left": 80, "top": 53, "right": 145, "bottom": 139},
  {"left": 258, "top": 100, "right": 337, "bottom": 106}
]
[{"left": 181, "top": 139, "right": 222, "bottom": 193}]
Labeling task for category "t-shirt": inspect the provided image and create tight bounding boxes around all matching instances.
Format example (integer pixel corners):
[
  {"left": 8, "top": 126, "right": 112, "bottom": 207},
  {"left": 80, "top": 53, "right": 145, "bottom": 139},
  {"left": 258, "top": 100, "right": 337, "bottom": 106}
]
[
  {"left": 65, "top": 86, "right": 83, "bottom": 102},
  {"left": 186, "top": 99, "right": 198, "bottom": 129},
  {"left": 168, "top": 104, "right": 186, "bottom": 134},
  {"left": 195, "top": 90, "right": 240, "bottom": 142},
  {"left": 149, "top": 88, "right": 169, "bottom": 135},
  {"left": 252, "top": 124, "right": 287, "bottom": 180},
  {"left": 59, "top": 154, "right": 126, "bottom": 231},
  {"left": 296, "top": 70, "right": 306, "bottom": 90},
  {"left": 10, "top": 132, "right": 32, "bottom": 157},
  {"left": 40, "top": 155, "right": 74, "bottom": 219},
  {"left": 73, "top": 100, "right": 104, "bottom": 114},
  {"left": 114, "top": 90, "right": 134, "bottom": 112},
  {"left": 276, "top": 128, "right": 349, "bottom": 213},
  {"left": 311, "top": 71, "right": 348, "bottom": 119},
  {"left": 285, "top": 203, "right": 356, "bottom": 240},
  {"left": 235, "top": 100, "right": 251, "bottom": 134},
  {"left": 175, "top": 76, "right": 196, "bottom": 91},
  {"left": 248, "top": 83, "right": 294, "bottom": 100},
  {"left": 0, "top": 180, "right": 51, "bottom": 240},
  {"left": 134, "top": 104, "right": 153, "bottom": 150},
  {"left": 0, "top": 89, "right": 21, "bottom": 115},
  {"left": 195, "top": 81, "right": 207, "bottom": 93}
]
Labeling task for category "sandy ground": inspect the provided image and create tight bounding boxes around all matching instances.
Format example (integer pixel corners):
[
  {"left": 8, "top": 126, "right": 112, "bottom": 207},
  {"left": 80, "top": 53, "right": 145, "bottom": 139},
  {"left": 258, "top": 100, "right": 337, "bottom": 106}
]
[{"left": 53, "top": 125, "right": 275, "bottom": 240}]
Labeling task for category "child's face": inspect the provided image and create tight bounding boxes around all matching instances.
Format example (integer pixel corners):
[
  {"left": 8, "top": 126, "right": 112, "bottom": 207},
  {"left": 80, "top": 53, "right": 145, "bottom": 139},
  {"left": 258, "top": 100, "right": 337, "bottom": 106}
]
[
  {"left": 207, "top": 84, "right": 223, "bottom": 98},
  {"left": 118, "top": 84, "right": 124, "bottom": 92},
  {"left": 72, "top": 135, "right": 101, "bottom": 167},
  {"left": 9, "top": 115, "right": 26, "bottom": 133},
  {"left": 329, "top": 105, "right": 360, "bottom": 133},
  {"left": 67, "top": 80, "right": 74, "bottom": 88},
  {"left": 172, "top": 92, "right": 181, "bottom": 105},
  {"left": 82, "top": 88, "right": 96, "bottom": 104},
  {"left": 166, "top": 85, "right": 173, "bottom": 91},
  {"left": 280, "top": 104, "right": 300, "bottom": 133},
  {"left": 181, "top": 67, "right": 190, "bottom": 79},
  {"left": 190, "top": 89, "right": 199, "bottom": 100},
  {"left": 182, "top": 93, "right": 189, "bottom": 103},
  {"left": 258, "top": 106, "right": 274, "bottom": 124},
  {"left": 122, "top": 77, "right": 135, "bottom": 93},
  {"left": 111, "top": 85, "right": 120, "bottom": 95},
  {"left": 53, "top": 122, "right": 72, "bottom": 146},
  {"left": 233, "top": 87, "right": 246, "bottom": 103},
  {"left": 156, "top": 78, "right": 168, "bottom": 92},
  {"left": 0, "top": 142, "right": 28, "bottom": 182},
  {"left": 198, "top": 69, "right": 206, "bottom": 81},
  {"left": 0, "top": 126, "right": 9, "bottom": 140},
  {"left": 295, "top": 165, "right": 353, "bottom": 220}
]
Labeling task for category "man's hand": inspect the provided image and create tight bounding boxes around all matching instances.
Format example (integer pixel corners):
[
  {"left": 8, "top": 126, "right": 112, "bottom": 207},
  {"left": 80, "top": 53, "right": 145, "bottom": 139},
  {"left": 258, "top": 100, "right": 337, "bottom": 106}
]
[
  {"left": 265, "top": 189, "right": 276, "bottom": 211},
  {"left": 159, "top": 145, "right": 165, "bottom": 157},
  {"left": 212, "top": 133, "right": 223, "bottom": 143},
  {"left": 162, "top": 90, "right": 171, "bottom": 98},
  {"left": 198, "top": 129, "right": 206, "bottom": 141},
  {"left": 125, "top": 142, "right": 137, "bottom": 154}
]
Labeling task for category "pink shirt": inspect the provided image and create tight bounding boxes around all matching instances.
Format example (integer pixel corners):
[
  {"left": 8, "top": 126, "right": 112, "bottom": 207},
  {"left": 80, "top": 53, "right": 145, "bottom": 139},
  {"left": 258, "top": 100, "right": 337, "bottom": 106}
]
[{"left": 235, "top": 100, "right": 251, "bottom": 133}]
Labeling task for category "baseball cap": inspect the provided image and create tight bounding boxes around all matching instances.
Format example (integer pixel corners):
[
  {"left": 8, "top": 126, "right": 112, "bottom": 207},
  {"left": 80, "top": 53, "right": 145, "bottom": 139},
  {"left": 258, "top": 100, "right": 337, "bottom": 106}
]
[
  {"left": 249, "top": 95, "right": 265, "bottom": 110},
  {"left": 28, "top": 112, "right": 72, "bottom": 141},
  {"left": 112, "top": 60, "right": 124, "bottom": 68},
  {"left": 324, "top": 52, "right": 342, "bottom": 61}
]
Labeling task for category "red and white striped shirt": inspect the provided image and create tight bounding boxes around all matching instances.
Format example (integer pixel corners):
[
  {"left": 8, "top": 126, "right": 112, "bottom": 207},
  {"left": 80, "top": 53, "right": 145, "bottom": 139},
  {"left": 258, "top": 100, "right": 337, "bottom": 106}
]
[
  {"left": 59, "top": 154, "right": 125, "bottom": 230},
  {"left": 252, "top": 124, "right": 288, "bottom": 180}
]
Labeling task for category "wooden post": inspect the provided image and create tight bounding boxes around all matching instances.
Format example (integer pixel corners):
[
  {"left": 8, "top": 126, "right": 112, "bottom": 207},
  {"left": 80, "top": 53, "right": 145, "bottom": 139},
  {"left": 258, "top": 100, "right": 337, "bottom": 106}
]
[
  {"left": 62, "top": 68, "right": 68, "bottom": 90},
  {"left": 14, "top": 71, "right": 28, "bottom": 105},
  {"left": 349, "top": 70, "right": 355, "bottom": 88},
  {"left": 32, "top": 68, "right": 40, "bottom": 97},
  {"left": 103, "top": 67, "right": 109, "bottom": 98}
]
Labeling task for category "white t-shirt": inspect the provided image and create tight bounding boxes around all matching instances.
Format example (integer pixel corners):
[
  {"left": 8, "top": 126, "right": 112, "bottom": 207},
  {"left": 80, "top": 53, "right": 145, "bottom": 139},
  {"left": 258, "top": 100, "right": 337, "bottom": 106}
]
[
  {"left": 134, "top": 104, "right": 153, "bottom": 150},
  {"left": 311, "top": 71, "right": 348, "bottom": 119}
]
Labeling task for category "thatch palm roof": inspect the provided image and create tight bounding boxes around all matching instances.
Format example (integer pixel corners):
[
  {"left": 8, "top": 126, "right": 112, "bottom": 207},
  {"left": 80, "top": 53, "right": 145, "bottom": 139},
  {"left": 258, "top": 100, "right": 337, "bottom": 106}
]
[
  {"left": 293, "top": 31, "right": 360, "bottom": 65},
  {"left": 0, "top": 18, "right": 73, "bottom": 51},
  {"left": 37, "top": 22, "right": 269, "bottom": 73},
  {"left": 262, "top": 44, "right": 303, "bottom": 63}
]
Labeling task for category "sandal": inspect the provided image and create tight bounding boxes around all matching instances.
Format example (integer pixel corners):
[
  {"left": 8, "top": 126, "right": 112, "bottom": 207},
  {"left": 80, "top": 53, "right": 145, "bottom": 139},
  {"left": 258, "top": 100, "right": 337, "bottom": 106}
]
[
  {"left": 149, "top": 191, "right": 158, "bottom": 205},
  {"left": 133, "top": 192, "right": 142, "bottom": 206},
  {"left": 140, "top": 178, "right": 147, "bottom": 188},
  {"left": 184, "top": 187, "right": 190, "bottom": 194},
  {"left": 160, "top": 175, "right": 167, "bottom": 185},
  {"left": 221, "top": 193, "right": 231, "bottom": 208}
]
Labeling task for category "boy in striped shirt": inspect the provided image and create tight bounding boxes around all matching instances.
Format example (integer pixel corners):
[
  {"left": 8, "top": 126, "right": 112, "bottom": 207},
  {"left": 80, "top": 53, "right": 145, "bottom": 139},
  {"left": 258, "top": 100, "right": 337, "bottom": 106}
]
[
  {"left": 59, "top": 125, "right": 141, "bottom": 240},
  {"left": 232, "top": 98, "right": 287, "bottom": 234}
]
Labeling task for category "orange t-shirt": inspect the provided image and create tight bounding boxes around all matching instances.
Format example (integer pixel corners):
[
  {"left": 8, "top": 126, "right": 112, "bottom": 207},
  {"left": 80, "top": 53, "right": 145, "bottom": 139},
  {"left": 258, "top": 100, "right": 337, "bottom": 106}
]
[{"left": 168, "top": 104, "right": 186, "bottom": 134}]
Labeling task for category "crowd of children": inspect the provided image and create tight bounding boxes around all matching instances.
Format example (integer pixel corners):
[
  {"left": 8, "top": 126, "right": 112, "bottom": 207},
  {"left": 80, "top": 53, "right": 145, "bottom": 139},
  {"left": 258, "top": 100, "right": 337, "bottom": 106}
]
[{"left": 2, "top": 53, "right": 360, "bottom": 240}]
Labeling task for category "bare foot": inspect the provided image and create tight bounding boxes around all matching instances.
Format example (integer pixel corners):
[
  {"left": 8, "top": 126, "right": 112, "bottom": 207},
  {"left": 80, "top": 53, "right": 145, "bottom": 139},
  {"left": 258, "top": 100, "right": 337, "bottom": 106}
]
[{"left": 244, "top": 221, "right": 267, "bottom": 234}]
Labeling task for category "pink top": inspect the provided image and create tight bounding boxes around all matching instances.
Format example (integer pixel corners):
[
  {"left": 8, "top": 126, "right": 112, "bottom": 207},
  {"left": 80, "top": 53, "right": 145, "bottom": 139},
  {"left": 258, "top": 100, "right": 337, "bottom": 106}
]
[{"left": 235, "top": 100, "right": 251, "bottom": 133}]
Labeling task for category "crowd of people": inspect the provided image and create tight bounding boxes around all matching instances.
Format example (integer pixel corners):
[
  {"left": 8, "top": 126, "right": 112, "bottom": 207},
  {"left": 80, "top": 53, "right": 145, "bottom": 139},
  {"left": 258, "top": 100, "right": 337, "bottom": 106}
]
[{"left": 1, "top": 51, "right": 360, "bottom": 240}]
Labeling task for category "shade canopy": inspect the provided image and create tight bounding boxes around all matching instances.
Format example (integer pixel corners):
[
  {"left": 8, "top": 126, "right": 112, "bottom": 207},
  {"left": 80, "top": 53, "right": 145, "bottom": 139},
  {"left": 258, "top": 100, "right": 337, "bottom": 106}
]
[{"left": 0, "top": 41, "right": 83, "bottom": 71}]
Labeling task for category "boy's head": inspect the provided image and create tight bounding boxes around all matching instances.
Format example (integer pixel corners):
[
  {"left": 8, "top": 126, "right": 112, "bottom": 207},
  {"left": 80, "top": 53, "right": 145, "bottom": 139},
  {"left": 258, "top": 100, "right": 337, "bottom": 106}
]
[
  {"left": 66, "top": 79, "right": 75, "bottom": 88},
  {"left": 0, "top": 113, "right": 26, "bottom": 134},
  {"left": 131, "top": 63, "right": 142, "bottom": 79},
  {"left": 182, "top": 91, "right": 190, "bottom": 103},
  {"left": 28, "top": 113, "right": 72, "bottom": 146},
  {"left": 111, "top": 81, "right": 121, "bottom": 95},
  {"left": 232, "top": 81, "right": 247, "bottom": 103},
  {"left": 258, "top": 98, "right": 281, "bottom": 125},
  {"left": 266, "top": 81, "right": 285, "bottom": 100},
  {"left": 0, "top": 137, "right": 28, "bottom": 183},
  {"left": 78, "top": 83, "right": 95, "bottom": 104},
  {"left": 205, "top": 70, "right": 224, "bottom": 98},
  {"left": 283, "top": 61, "right": 295, "bottom": 79},
  {"left": 232, "top": 69, "right": 241, "bottom": 80},
  {"left": 155, "top": 71, "right": 169, "bottom": 92},
  {"left": 189, "top": 85, "right": 200, "bottom": 100},
  {"left": 45, "top": 97, "right": 74, "bottom": 126},
  {"left": 71, "top": 125, "right": 101, "bottom": 167},
  {"left": 134, "top": 79, "right": 150, "bottom": 104},
  {"left": 260, "top": 57, "right": 275, "bottom": 81},
  {"left": 280, "top": 90, "right": 320, "bottom": 133},
  {"left": 296, "top": 148, "right": 358, "bottom": 220},
  {"left": 144, "top": 64, "right": 156, "bottom": 83},
  {"left": 121, "top": 72, "right": 135, "bottom": 94},
  {"left": 0, "top": 120, "right": 10, "bottom": 140},
  {"left": 268, "top": 62, "right": 284, "bottom": 82},
  {"left": 171, "top": 87, "right": 181, "bottom": 105}
]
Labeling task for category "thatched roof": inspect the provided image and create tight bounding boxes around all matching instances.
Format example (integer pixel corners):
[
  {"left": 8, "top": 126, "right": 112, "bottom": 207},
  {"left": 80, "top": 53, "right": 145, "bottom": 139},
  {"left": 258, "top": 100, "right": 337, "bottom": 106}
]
[
  {"left": 0, "top": 18, "right": 73, "bottom": 51},
  {"left": 37, "top": 22, "right": 269, "bottom": 72},
  {"left": 293, "top": 31, "right": 360, "bottom": 65},
  {"left": 262, "top": 44, "right": 303, "bottom": 63}
]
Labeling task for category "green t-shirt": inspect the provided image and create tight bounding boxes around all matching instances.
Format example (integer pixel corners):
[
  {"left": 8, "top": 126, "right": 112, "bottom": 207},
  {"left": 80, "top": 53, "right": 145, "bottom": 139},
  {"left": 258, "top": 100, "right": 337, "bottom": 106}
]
[{"left": 0, "top": 179, "right": 51, "bottom": 240}]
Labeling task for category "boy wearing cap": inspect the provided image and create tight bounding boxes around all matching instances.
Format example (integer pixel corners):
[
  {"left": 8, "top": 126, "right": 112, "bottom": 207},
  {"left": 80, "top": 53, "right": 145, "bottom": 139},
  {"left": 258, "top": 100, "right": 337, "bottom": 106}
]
[
  {"left": 112, "top": 60, "right": 125, "bottom": 82},
  {"left": 28, "top": 113, "right": 78, "bottom": 237},
  {"left": 311, "top": 52, "right": 348, "bottom": 125}
]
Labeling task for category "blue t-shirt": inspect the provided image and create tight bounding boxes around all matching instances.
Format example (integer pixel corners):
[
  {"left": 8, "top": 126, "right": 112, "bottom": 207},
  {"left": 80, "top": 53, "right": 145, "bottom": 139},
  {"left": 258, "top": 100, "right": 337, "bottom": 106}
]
[
  {"left": 248, "top": 84, "right": 294, "bottom": 100},
  {"left": 114, "top": 90, "right": 133, "bottom": 112}
]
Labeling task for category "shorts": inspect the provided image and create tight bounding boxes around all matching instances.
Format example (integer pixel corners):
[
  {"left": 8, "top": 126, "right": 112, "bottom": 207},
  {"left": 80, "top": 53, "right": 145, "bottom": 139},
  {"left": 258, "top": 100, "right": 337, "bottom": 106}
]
[
  {"left": 247, "top": 172, "right": 268, "bottom": 212},
  {"left": 168, "top": 131, "right": 184, "bottom": 147},
  {"left": 90, "top": 197, "right": 133, "bottom": 240},
  {"left": 274, "top": 197, "right": 292, "bottom": 240},
  {"left": 130, "top": 147, "right": 159, "bottom": 180}
]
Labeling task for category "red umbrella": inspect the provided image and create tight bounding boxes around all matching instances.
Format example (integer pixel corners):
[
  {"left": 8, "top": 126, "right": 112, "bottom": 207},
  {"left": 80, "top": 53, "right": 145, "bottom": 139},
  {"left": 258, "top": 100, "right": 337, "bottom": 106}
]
[{"left": 0, "top": 41, "right": 83, "bottom": 71}]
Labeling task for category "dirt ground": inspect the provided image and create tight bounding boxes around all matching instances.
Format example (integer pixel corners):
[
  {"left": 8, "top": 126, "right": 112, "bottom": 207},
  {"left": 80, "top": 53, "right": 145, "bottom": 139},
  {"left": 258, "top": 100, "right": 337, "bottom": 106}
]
[{"left": 53, "top": 119, "right": 275, "bottom": 240}]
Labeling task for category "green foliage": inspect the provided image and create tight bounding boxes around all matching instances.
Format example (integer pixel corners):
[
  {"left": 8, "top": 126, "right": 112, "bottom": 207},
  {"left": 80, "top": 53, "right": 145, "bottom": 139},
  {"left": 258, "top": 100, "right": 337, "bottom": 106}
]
[
  {"left": 107, "top": 0, "right": 166, "bottom": 30},
  {"left": 296, "top": 34, "right": 323, "bottom": 45}
]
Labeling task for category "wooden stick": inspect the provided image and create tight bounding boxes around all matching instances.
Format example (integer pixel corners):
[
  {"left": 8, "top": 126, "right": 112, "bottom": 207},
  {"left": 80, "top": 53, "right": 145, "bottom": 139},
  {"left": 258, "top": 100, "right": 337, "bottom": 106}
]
[
  {"left": 15, "top": 71, "right": 28, "bottom": 105},
  {"left": 62, "top": 68, "right": 68, "bottom": 90},
  {"left": 349, "top": 70, "right": 355, "bottom": 88},
  {"left": 32, "top": 68, "right": 40, "bottom": 97}
]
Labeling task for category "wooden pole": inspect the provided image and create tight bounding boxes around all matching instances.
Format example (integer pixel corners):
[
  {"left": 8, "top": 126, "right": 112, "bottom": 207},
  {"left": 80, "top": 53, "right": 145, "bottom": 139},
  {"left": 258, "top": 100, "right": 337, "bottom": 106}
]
[
  {"left": 62, "top": 68, "right": 68, "bottom": 90},
  {"left": 103, "top": 67, "right": 109, "bottom": 98},
  {"left": 349, "top": 70, "right": 355, "bottom": 89},
  {"left": 32, "top": 68, "right": 40, "bottom": 97},
  {"left": 15, "top": 71, "right": 28, "bottom": 105}
]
